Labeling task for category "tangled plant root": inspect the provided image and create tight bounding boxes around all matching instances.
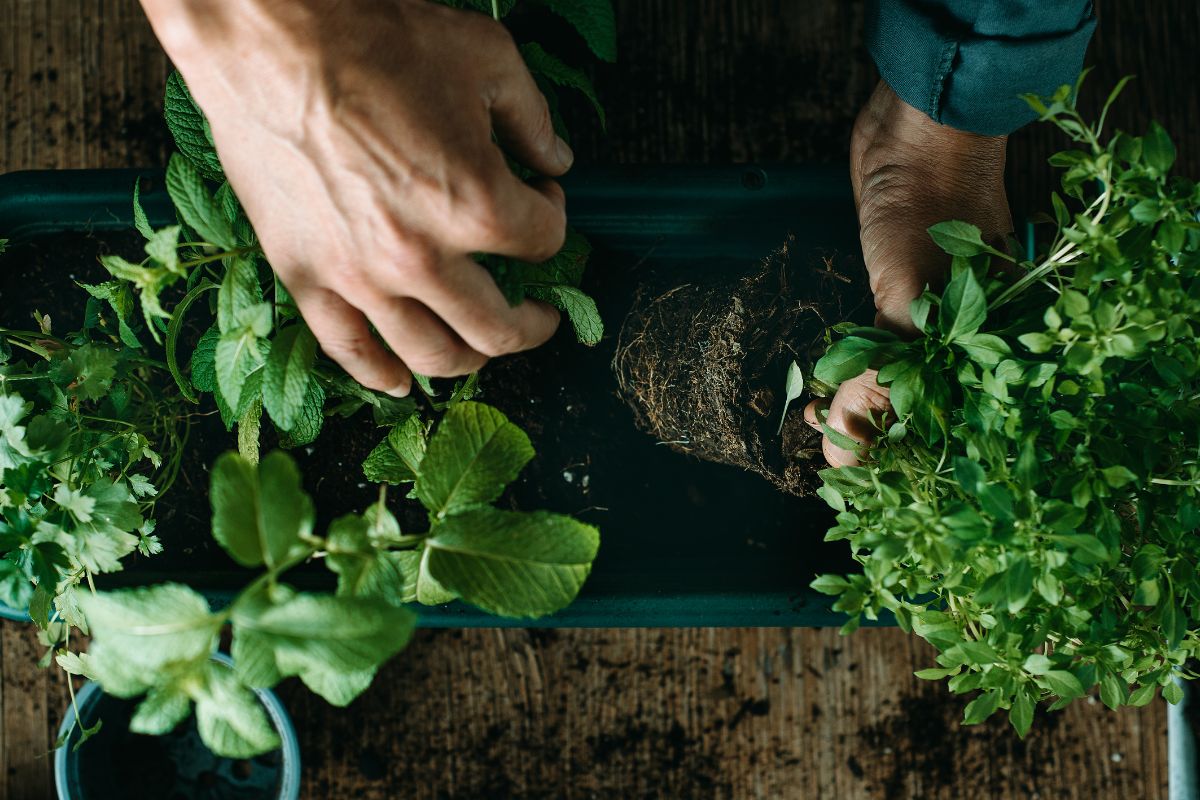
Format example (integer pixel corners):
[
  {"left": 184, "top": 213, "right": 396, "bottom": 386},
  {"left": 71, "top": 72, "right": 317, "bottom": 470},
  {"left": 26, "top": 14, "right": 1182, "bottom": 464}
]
[{"left": 613, "top": 239, "right": 870, "bottom": 496}]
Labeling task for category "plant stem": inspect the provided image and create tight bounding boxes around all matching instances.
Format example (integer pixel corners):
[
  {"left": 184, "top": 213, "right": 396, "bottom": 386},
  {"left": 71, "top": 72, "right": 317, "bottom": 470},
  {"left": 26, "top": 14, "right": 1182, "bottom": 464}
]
[
  {"left": 179, "top": 246, "right": 260, "bottom": 271},
  {"left": 1151, "top": 477, "right": 1200, "bottom": 487},
  {"left": 989, "top": 168, "right": 1113, "bottom": 310},
  {"left": 491, "top": 0, "right": 500, "bottom": 19}
]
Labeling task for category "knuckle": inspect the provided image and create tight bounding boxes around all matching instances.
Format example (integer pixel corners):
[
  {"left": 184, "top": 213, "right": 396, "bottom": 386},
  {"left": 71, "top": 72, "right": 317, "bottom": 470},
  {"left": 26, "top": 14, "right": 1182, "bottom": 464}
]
[
  {"left": 319, "top": 332, "right": 374, "bottom": 366},
  {"left": 381, "top": 236, "right": 441, "bottom": 284},
  {"left": 406, "top": 345, "right": 487, "bottom": 378},
  {"left": 529, "top": 99, "right": 556, "bottom": 143},
  {"left": 476, "top": 325, "right": 530, "bottom": 358},
  {"left": 528, "top": 211, "right": 568, "bottom": 262},
  {"left": 458, "top": 185, "right": 514, "bottom": 248}
]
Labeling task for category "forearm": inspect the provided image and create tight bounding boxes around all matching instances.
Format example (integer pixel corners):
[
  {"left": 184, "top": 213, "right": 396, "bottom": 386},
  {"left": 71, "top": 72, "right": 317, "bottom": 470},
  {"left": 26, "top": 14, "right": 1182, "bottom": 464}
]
[{"left": 868, "top": 0, "right": 1097, "bottom": 135}]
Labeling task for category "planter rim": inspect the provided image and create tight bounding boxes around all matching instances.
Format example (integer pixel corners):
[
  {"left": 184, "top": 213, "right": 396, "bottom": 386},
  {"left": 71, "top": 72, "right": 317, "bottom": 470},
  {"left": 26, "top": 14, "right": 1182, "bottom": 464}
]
[
  {"left": 53, "top": 652, "right": 301, "bottom": 800},
  {"left": 1, "top": 165, "right": 868, "bottom": 629}
]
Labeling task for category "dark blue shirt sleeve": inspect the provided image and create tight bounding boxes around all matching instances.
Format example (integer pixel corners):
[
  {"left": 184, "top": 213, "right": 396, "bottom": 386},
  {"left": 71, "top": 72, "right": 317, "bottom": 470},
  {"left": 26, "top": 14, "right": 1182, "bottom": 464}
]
[{"left": 868, "top": 0, "right": 1098, "bottom": 136}]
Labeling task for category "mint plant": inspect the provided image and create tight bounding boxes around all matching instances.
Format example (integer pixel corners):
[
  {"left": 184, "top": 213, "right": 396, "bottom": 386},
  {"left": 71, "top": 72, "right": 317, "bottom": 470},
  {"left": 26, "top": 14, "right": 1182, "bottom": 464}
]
[
  {"left": 811, "top": 75, "right": 1200, "bottom": 735},
  {"left": 0, "top": 0, "right": 613, "bottom": 758},
  {"left": 72, "top": 401, "right": 597, "bottom": 756}
]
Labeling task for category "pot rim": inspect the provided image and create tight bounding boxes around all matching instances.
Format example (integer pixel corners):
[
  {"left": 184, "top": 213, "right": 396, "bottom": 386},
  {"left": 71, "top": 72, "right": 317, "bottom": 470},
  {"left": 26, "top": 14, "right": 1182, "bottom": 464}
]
[{"left": 53, "top": 651, "right": 301, "bottom": 800}]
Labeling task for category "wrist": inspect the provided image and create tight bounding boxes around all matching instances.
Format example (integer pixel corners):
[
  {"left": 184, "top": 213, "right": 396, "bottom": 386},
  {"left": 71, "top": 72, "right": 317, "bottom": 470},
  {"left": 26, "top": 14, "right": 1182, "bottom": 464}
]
[
  {"left": 853, "top": 82, "right": 1007, "bottom": 188},
  {"left": 138, "top": 0, "right": 329, "bottom": 71}
]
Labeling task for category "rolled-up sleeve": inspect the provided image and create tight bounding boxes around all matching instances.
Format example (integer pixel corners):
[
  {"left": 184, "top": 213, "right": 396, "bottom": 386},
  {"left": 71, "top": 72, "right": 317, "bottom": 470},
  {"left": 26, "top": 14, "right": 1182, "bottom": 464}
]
[{"left": 867, "top": 0, "right": 1098, "bottom": 135}]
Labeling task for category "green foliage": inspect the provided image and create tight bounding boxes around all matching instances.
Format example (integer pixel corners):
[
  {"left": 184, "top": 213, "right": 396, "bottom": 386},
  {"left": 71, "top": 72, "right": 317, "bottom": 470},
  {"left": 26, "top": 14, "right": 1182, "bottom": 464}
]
[
  {"left": 0, "top": 314, "right": 176, "bottom": 623},
  {"left": 777, "top": 361, "right": 805, "bottom": 435},
  {"left": 537, "top": 0, "right": 617, "bottom": 62},
  {"left": 2, "top": 0, "right": 609, "bottom": 762},
  {"left": 82, "top": 455, "right": 417, "bottom": 753},
  {"left": 416, "top": 402, "right": 533, "bottom": 517},
  {"left": 521, "top": 43, "right": 606, "bottom": 129},
  {"left": 86, "top": 424, "right": 595, "bottom": 755},
  {"left": 163, "top": 72, "right": 224, "bottom": 182},
  {"left": 363, "top": 402, "right": 599, "bottom": 617},
  {"left": 426, "top": 508, "right": 598, "bottom": 617},
  {"left": 812, "top": 77, "right": 1200, "bottom": 736}
]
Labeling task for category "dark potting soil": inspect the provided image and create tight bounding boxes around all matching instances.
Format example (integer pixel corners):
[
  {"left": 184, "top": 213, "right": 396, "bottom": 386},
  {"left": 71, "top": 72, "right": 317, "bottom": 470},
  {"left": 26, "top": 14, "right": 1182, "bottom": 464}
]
[
  {"left": 65, "top": 691, "right": 283, "bottom": 800},
  {"left": 0, "top": 231, "right": 853, "bottom": 591}
]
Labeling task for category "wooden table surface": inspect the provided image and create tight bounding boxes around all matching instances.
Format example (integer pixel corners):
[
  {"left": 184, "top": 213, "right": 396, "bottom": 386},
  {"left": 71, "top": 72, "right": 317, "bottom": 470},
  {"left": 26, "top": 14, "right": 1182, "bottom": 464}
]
[{"left": 2, "top": 1, "right": 1195, "bottom": 798}]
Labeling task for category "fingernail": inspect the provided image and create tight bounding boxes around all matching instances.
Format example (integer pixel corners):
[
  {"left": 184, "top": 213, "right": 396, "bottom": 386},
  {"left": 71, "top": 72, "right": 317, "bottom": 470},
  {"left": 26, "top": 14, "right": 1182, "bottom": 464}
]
[
  {"left": 385, "top": 382, "right": 411, "bottom": 398},
  {"left": 555, "top": 136, "right": 574, "bottom": 170}
]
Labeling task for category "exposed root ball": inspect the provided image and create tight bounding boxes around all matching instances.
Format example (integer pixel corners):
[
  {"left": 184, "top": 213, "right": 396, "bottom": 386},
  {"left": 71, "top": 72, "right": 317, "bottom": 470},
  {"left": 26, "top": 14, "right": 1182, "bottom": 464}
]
[{"left": 612, "top": 239, "right": 869, "bottom": 496}]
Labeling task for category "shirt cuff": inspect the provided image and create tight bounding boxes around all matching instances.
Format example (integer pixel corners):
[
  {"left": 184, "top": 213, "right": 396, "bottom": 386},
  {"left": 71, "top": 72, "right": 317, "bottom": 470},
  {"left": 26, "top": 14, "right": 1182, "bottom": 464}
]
[{"left": 867, "top": 0, "right": 1098, "bottom": 136}]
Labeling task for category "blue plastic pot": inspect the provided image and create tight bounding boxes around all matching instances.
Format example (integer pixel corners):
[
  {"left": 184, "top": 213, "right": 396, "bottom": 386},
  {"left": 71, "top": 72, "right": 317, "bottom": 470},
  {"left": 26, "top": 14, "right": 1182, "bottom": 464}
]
[{"left": 54, "top": 653, "right": 300, "bottom": 800}]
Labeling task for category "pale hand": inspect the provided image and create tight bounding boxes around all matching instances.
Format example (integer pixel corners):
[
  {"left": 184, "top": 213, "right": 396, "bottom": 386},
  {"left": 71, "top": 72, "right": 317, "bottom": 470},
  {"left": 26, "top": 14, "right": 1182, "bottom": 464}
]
[{"left": 141, "top": 0, "right": 571, "bottom": 396}]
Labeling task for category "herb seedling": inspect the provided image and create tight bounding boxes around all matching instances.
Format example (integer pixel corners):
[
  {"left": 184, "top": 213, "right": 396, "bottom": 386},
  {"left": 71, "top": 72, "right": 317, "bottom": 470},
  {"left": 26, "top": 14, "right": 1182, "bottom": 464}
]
[{"left": 811, "top": 74, "right": 1200, "bottom": 735}]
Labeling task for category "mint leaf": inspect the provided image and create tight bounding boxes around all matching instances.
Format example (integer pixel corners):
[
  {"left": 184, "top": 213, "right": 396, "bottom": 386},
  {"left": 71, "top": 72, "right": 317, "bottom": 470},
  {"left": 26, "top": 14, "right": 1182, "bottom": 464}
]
[
  {"left": 514, "top": 229, "right": 591, "bottom": 288},
  {"left": 132, "top": 179, "right": 154, "bottom": 240},
  {"left": 426, "top": 507, "right": 599, "bottom": 618},
  {"left": 165, "top": 153, "right": 235, "bottom": 250},
  {"left": 363, "top": 439, "right": 413, "bottom": 485},
  {"left": 416, "top": 547, "right": 458, "bottom": 605},
  {"left": 540, "top": 0, "right": 617, "bottom": 62},
  {"left": 230, "top": 587, "right": 416, "bottom": 706},
  {"left": 521, "top": 43, "right": 606, "bottom": 128},
  {"left": 362, "top": 415, "right": 427, "bottom": 485},
  {"left": 325, "top": 515, "right": 419, "bottom": 604},
  {"left": 277, "top": 379, "right": 326, "bottom": 448},
  {"left": 192, "top": 660, "right": 281, "bottom": 758},
  {"left": 190, "top": 326, "right": 219, "bottom": 392},
  {"left": 215, "top": 329, "right": 260, "bottom": 415},
  {"left": 527, "top": 285, "right": 603, "bottom": 346},
  {"left": 144, "top": 225, "right": 182, "bottom": 275},
  {"left": 80, "top": 584, "right": 220, "bottom": 692},
  {"left": 217, "top": 256, "right": 262, "bottom": 333},
  {"left": 415, "top": 402, "right": 533, "bottom": 517},
  {"left": 238, "top": 397, "right": 263, "bottom": 463},
  {"left": 210, "top": 451, "right": 314, "bottom": 569},
  {"left": 130, "top": 684, "right": 192, "bottom": 736},
  {"left": 164, "top": 71, "right": 224, "bottom": 181},
  {"left": 263, "top": 324, "right": 317, "bottom": 432}
]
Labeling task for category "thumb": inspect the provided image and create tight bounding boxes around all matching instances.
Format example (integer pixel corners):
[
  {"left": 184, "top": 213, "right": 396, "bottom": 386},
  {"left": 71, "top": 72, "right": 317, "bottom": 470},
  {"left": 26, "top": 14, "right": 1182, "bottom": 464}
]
[
  {"left": 490, "top": 55, "right": 574, "bottom": 177},
  {"left": 803, "top": 370, "right": 891, "bottom": 467}
]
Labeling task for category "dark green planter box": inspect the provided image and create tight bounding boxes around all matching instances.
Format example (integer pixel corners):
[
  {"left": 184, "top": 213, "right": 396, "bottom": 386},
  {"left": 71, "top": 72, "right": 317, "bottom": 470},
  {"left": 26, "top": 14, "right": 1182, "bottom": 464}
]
[{"left": 0, "top": 166, "right": 874, "bottom": 628}]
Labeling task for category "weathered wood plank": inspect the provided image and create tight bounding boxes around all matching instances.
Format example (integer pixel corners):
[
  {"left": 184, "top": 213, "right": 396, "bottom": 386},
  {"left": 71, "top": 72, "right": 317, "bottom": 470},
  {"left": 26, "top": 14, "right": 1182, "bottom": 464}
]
[
  {"left": 281, "top": 628, "right": 1168, "bottom": 800},
  {"left": 0, "top": 0, "right": 171, "bottom": 174},
  {"left": 0, "top": 622, "right": 63, "bottom": 800}
]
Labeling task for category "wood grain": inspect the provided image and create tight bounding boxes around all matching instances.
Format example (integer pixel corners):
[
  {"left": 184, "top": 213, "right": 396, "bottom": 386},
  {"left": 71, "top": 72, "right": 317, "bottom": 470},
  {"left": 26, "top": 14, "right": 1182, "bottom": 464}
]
[
  {"left": 0, "top": 0, "right": 1188, "bottom": 798},
  {"left": 284, "top": 628, "right": 1167, "bottom": 800},
  {"left": 0, "top": 623, "right": 65, "bottom": 800},
  {"left": 0, "top": 0, "right": 172, "bottom": 173}
]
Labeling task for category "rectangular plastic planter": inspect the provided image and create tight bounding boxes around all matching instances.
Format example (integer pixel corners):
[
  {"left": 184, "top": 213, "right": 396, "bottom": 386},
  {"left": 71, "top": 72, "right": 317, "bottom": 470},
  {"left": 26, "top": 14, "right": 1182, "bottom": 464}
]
[{"left": 0, "top": 165, "right": 874, "bottom": 628}]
